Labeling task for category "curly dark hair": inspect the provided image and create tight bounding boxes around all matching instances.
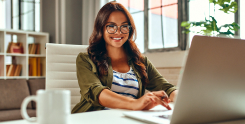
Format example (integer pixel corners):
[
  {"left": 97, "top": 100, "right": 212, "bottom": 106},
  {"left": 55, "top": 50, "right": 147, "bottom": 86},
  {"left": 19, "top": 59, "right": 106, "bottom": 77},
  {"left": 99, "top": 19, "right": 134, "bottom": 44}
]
[{"left": 87, "top": 1, "right": 148, "bottom": 85}]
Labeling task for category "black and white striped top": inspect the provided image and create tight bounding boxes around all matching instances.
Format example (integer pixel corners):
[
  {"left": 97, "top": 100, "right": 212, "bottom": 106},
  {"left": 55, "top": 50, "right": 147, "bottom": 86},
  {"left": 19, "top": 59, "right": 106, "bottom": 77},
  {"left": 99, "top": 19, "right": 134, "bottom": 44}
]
[{"left": 111, "top": 67, "right": 139, "bottom": 99}]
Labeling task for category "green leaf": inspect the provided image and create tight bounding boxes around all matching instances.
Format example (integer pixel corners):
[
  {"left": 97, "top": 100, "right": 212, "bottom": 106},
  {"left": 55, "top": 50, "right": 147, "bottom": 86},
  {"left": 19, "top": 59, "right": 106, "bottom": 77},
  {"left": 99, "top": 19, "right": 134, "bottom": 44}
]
[
  {"left": 181, "top": 22, "right": 189, "bottom": 27},
  {"left": 180, "top": 0, "right": 238, "bottom": 36}
]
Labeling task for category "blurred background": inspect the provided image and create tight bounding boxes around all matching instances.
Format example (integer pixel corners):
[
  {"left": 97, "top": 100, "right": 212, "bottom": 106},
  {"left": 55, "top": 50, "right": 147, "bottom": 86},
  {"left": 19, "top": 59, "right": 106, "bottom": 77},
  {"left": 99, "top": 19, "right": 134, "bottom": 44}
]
[{"left": 0, "top": 0, "right": 244, "bottom": 85}]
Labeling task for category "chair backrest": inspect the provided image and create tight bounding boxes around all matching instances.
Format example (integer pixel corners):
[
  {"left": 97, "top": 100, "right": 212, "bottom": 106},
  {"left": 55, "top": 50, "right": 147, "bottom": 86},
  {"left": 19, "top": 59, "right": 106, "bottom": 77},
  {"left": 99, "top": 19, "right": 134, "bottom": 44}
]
[{"left": 46, "top": 43, "right": 88, "bottom": 110}]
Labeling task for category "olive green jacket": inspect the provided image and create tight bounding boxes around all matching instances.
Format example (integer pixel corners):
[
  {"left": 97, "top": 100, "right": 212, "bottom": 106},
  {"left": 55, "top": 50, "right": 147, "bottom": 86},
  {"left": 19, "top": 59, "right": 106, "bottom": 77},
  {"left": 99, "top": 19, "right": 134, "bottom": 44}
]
[{"left": 71, "top": 52, "right": 176, "bottom": 113}]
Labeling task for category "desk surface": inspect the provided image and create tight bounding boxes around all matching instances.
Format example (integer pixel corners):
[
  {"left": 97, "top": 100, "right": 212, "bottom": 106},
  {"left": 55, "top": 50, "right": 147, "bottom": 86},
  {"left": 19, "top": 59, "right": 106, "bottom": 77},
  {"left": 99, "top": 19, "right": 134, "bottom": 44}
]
[
  {"left": 2, "top": 104, "right": 245, "bottom": 124},
  {"left": 1, "top": 109, "right": 144, "bottom": 124}
]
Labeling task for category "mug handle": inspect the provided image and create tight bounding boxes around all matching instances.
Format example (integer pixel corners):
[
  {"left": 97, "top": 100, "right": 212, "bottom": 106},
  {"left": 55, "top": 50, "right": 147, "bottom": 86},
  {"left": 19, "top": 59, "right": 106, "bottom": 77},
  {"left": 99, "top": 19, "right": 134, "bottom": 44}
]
[{"left": 21, "top": 96, "right": 37, "bottom": 122}]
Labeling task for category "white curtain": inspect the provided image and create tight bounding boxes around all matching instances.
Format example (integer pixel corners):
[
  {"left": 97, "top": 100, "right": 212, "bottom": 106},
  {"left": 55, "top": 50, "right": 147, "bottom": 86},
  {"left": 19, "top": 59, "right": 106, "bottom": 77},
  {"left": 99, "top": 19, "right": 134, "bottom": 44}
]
[
  {"left": 0, "top": 1, "right": 5, "bottom": 29},
  {"left": 82, "top": 0, "right": 111, "bottom": 45}
]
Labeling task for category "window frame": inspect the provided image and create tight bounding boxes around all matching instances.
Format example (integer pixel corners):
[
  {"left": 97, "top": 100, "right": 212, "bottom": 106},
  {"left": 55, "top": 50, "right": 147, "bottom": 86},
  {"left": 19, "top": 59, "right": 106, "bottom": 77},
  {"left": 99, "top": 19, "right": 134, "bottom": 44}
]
[
  {"left": 10, "top": 0, "right": 39, "bottom": 31},
  {"left": 235, "top": 0, "right": 240, "bottom": 36},
  {"left": 144, "top": 0, "right": 188, "bottom": 53},
  {"left": 115, "top": 0, "right": 189, "bottom": 53},
  {"left": 116, "top": 0, "right": 242, "bottom": 53}
]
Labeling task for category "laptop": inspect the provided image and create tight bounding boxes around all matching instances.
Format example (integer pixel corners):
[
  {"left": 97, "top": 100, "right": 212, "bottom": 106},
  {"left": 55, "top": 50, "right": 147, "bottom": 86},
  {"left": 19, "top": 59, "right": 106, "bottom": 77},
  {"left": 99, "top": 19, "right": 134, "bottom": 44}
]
[{"left": 123, "top": 35, "right": 245, "bottom": 124}]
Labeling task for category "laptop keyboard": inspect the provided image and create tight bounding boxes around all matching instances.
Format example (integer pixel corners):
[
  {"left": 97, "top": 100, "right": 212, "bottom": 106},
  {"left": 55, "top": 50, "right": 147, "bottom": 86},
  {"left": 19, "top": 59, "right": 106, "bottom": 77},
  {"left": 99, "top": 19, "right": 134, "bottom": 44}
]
[{"left": 156, "top": 115, "right": 171, "bottom": 119}]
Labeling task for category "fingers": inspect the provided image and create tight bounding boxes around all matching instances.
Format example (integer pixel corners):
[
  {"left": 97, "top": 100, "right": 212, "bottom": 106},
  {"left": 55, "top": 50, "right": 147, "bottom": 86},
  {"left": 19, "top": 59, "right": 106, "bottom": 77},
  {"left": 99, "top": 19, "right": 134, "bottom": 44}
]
[
  {"left": 162, "top": 102, "right": 172, "bottom": 110},
  {"left": 163, "top": 98, "right": 171, "bottom": 104},
  {"left": 146, "top": 92, "right": 171, "bottom": 110},
  {"left": 152, "top": 91, "right": 169, "bottom": 103},
  {"left": 141, "top": 95, "right": 154, "bottom": 109},
  {"left": 155, "top": 97, "right": 171, "bottom": 110}
]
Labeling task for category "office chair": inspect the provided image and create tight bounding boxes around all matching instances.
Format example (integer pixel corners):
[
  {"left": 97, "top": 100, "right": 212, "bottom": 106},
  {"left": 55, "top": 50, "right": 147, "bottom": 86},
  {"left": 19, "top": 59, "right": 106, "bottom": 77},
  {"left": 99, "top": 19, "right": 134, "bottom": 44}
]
[{"left": 46, "top": 43, "right": 88, "bottom": 110}]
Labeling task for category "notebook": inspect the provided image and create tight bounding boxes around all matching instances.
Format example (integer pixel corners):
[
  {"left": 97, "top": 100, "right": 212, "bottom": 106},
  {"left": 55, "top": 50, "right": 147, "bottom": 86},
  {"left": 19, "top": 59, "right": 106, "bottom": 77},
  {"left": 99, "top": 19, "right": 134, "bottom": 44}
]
[{"left": 123, "top": 35, "right": 245, "bottom": 124}]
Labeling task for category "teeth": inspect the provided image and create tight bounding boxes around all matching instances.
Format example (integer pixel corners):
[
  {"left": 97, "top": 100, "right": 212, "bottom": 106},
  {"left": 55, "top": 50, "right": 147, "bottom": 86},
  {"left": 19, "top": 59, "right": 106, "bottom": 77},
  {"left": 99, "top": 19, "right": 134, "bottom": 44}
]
[{"left": 113, "top": 37, "right": 122, "bottom": 40}]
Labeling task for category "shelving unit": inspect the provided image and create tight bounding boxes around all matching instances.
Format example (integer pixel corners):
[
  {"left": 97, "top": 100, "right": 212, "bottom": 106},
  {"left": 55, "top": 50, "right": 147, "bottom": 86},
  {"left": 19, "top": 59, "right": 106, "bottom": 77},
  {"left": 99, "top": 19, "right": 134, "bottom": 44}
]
[{"left": 0, "top": 29, "right": 49, "bottom": 79}]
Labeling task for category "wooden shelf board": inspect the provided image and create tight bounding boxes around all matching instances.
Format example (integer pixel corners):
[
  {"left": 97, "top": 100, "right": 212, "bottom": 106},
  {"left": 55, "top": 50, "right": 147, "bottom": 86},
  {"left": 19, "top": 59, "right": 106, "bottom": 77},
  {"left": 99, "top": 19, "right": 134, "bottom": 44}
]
[
  {"left": 29, "top": 76, "right": 45, "bottom": 78},
  {"left": 6, "top": 53, "right": 27, "bottom": 57},
  {"left": 28, "top": 54, "right": 46, "bottom": 57},
  {"left": 0, "top": 29, "right": 48, "bottom": 36},
  {"left": 6, "top": 31, "right": 26, "bottom": 35},
  {"left": 5, "top": 76, "right": 27, "bottom": 79},
  {"left": 0, "top": 53, "right": 4, "bottom": 55},
  {"left": 28, "top": 33, "right": 47, "bottom": 37}
]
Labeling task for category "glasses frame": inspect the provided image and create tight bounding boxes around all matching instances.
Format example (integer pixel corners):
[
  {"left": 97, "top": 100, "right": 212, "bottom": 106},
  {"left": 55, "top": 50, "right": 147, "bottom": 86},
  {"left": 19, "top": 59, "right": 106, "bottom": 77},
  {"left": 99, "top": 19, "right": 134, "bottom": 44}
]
[{"left": 106, "top": 25, "right": 132, "bottom": 34}]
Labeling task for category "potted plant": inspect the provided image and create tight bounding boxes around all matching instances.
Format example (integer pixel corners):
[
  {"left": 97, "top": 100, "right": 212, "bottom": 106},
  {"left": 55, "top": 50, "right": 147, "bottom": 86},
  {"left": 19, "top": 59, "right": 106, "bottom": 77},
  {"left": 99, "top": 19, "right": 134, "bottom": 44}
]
[{"left": 181, "top": 0, "right": 240, "bottom": 37}]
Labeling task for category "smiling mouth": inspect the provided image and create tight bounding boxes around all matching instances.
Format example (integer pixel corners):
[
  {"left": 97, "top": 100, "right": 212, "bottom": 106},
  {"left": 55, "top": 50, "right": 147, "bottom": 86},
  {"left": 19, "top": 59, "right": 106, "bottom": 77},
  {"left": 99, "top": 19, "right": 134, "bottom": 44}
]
[{"left": 111, "top": 37, "right": 123, "bottom": 40}]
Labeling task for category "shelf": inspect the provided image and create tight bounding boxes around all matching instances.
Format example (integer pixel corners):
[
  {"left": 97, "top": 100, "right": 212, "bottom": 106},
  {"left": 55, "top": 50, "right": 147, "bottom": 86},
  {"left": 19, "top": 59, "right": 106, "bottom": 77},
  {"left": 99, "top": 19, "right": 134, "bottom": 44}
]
[
  {"left": 28, "top": 54, "right": 46, "bottom": 57},
  {"left": 29, "top": 76, "right": 45, "bottom": 78},
  {"left": 5, "top": 76, "right": 28, "bottom": 79},
  {"left": 6, "top": 31, "right": 26, "bottom": 35},
  {"left": 6, "top": 53, "right": 27, "bottom": 56},
  {"left": 0, "top": 29, "right": 49, "bottom": 80},
  {"left": 0, "top": 76, "right": 27, "bottom": 79},
  {"left": 1, "top": 76, "right": 46, "bottom": 79},
  {"left": 0, "top": 29, "right": 48, "bottom": 36},
  {"left": 28, "top": 32, "right": 48, "bottom": 37}
]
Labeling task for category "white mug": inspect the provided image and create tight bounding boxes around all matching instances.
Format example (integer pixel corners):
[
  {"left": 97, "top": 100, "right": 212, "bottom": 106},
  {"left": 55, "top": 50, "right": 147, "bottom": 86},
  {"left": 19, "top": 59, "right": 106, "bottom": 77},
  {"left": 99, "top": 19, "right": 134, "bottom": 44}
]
[{"left": 21, "top": 89, "right": 71, "bottom": 124}]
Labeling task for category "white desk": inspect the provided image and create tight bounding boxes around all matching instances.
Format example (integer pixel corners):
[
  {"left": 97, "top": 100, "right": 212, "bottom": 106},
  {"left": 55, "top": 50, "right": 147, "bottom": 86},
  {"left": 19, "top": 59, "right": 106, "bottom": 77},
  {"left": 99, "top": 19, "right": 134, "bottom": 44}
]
[
  {"left": 0, "top": 109, "right": 145, "bottom": 124},
  {"left": 1, "top": 104, "right": 245, "bottom": 124}
]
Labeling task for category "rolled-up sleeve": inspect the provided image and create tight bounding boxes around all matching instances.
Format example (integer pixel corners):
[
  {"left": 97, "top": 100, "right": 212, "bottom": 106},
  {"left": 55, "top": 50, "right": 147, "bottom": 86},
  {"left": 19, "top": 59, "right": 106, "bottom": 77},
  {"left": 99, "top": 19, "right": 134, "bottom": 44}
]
[
  {"left": 76, "top": 53, "right": 110, "bottom": 107},
  {"left": 144, "top": 57, "right": 177, "bottom": 96}
]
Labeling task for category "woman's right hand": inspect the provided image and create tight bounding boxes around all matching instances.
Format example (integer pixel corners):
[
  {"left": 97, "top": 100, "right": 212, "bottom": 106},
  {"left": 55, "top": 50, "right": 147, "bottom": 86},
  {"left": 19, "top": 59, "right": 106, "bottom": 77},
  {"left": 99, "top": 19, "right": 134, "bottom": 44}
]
[{"left": 129, "top": 91, "right": 171, "bottom": 110}]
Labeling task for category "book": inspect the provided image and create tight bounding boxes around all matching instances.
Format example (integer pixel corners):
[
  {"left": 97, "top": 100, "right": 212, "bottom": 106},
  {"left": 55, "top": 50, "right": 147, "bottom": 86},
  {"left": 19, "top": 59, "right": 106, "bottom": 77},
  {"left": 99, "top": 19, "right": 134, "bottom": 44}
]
[
  {"left": 7, "top": 64, "right": 16, "bottom": 76},
  {"left": 10, "top": 65, "right": 16, "bottom": 76},
  {"left": 37, "top": 57, "right": 41, "bottom": 76},
  {"left": 36, "top": 43, "right": 40, "bottom": 54},
  {"left": 7, "top": 64, "right": 13, "bottom": 76},
  {"left": 29, "top": 63, "right": 32, "bottom": 76},
  {"left": 28, "top": 43, "right": 40, "bottom": 54},
  {"left": 6, "top": 65, "right": 10, "bottom": 75},
  {"left": 29, "top": 57, "right": 37, "bottom": 76},
  {"left": 14, "top": 65, "right": 22, "bottom": 76},
  {"left": 6, "top": 42, "right": 12, "bottom": 53},
  {"left": 8, "top": 42, "right": 24, "bottom": 54},
  {"left": 31, "top": 44, "right": 37, "bottom": 54},
  {"left": 28, "top": 44, "right": 32, "bottom": 54}
]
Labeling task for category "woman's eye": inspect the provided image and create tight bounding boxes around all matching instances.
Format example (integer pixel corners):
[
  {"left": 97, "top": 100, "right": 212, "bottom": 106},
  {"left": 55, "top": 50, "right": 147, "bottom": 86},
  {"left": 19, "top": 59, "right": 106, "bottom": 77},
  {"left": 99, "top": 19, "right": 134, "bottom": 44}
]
[
  {"left": 108, "top": 25, "right": 115, "bottom": 28},
  {"left": 122, "top": 25, "right": 128, "bottom": 28}
]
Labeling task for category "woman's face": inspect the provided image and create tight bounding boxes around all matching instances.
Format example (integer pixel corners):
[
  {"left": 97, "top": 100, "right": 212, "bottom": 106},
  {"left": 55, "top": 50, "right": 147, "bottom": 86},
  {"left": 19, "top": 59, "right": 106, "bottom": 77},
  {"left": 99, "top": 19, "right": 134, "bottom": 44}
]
[{"left": 103, "top": 11, "right": 130, "bottom": 49}]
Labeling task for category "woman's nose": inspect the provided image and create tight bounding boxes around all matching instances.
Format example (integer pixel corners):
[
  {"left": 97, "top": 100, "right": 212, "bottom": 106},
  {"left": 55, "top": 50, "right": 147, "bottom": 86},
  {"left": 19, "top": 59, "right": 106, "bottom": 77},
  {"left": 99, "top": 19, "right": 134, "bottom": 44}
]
[{"left": 115, "top": 26, "right": 121, "bottom": 34}]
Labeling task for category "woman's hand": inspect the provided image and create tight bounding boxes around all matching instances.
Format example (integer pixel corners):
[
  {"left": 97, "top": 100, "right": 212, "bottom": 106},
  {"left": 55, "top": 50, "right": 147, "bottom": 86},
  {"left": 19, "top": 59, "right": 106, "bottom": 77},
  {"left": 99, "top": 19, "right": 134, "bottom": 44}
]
[{"left": 130, "top": 91, "right": 171, "bottom": 110}]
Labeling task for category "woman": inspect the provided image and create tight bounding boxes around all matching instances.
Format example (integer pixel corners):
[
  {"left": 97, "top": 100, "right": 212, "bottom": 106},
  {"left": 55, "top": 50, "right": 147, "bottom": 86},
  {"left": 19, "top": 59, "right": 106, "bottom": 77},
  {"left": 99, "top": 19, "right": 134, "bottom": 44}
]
[{"left": 72, "top": 2, "right": 177, "bottom": 113}]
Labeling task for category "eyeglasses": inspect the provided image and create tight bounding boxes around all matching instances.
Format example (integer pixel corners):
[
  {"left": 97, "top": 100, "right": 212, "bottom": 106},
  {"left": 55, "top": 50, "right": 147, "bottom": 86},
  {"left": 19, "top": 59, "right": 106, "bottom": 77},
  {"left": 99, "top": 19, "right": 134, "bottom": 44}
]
[{"left": 106, "top": 25, "right": 131, "bottom": 34}]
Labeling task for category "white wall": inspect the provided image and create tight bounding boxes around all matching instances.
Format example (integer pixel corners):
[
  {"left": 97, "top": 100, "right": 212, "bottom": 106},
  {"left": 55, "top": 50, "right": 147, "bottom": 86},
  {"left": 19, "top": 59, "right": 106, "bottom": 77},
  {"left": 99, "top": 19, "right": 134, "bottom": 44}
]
[
  {"left": 144, "top": 51, "right": 188, "bottom": 85},
  {"left": 144, "top": 51, "right": 187, "bottom": 68}
]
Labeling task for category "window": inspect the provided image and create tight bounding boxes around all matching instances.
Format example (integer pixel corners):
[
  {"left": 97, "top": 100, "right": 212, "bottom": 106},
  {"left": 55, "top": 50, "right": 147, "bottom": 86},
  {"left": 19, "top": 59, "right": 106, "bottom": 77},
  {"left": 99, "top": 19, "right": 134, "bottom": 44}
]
[
  {"left": 148, "top": 0, "right": 178, "bottom": 49},
  {"left": 1, "top": 0, "right": 40, "bottom": 45},
  {"left": 188, "top": 0, "right": 242, "bottom": 46},
  {"left": 13, "top": 0, "right": 40, "bottom": 31},
  {"left": 116, "top": 0, "right": 145, "bottom": 52},
  {"left": 0, "top": 0, "right": 40, "bottom": 32},
  {"left": 115, "top": 0, "right": 188, "bottom": 53}
]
